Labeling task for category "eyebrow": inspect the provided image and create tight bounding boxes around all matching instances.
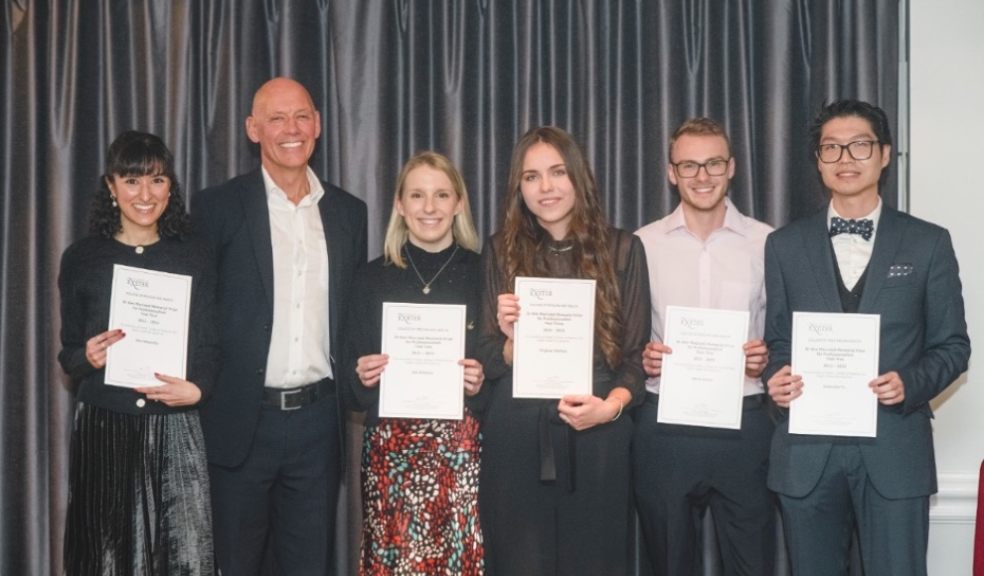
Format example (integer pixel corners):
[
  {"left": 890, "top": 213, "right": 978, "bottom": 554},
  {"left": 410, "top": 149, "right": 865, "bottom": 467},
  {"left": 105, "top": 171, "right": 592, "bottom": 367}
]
[
  {"left": 673, "top": 156, "right": 728, "bottom": 163},
  {"left": 820, "top": 133, "right": 875, "bottom": 143}
]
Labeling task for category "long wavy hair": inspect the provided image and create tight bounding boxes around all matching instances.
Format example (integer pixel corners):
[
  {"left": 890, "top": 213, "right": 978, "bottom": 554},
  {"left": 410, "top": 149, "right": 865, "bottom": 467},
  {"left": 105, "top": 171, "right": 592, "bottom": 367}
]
[
  {"left": 499, "top": 126, "right": 622, "bottom": 368},
  {"left": 89, "top": 130, "right": 191, "bottom": 240},
  {"left": 383, "top": 151, "right": 480, "bottom": 268}
]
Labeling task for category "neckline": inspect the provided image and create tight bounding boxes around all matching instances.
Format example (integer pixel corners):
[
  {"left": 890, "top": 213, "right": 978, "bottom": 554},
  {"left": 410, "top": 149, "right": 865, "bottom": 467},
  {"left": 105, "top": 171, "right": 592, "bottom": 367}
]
[{"left": 113, "top": 236, "right": 161, "bottom": 255}]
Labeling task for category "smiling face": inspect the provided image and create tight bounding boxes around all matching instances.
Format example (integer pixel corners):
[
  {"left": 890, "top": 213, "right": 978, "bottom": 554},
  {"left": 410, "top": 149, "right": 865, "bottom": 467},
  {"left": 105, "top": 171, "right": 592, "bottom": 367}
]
[
  {"left": 668, "top": 133, "right": 734, "bottom": 217},
  {"left": 246, "top": 78, "right": 321, "bottom": 182},
  {"left": 817, "top": 115, "right": 890, "bottom": 205},
  {"left": 519, "top": 142, "right": 577, "bottom": 240},
  {"left": 107, "top": 172, "right": 171, "bottom": 239},
  {"left": 396, "top": 165, "right": 462, "bottom": 252}
]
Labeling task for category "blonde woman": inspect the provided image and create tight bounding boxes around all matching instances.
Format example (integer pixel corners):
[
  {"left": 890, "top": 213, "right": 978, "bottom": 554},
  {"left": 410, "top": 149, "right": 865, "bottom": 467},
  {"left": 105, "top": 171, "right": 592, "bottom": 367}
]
[{"left": 343, "top": 151, "right": 485, "bottom": 575}]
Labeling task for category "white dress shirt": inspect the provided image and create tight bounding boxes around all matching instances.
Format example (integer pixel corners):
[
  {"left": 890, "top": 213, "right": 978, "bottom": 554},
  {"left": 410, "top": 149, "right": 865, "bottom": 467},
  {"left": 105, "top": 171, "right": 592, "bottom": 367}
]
[
  {"left": 262, "top": 167, "right": 333, "bottom": 388},
  {"left": 828, "top": 198, "right": 882, "bottom": 290},
  {"left": 635, "top": 197, "right": 773, "bottom": 396}
]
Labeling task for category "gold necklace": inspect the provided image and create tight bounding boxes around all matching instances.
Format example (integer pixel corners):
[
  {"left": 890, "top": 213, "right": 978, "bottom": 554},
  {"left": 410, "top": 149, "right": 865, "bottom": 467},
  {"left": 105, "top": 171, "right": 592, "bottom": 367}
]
[{"left": 404, "top": 244, "right": 459, "bottom": 295}]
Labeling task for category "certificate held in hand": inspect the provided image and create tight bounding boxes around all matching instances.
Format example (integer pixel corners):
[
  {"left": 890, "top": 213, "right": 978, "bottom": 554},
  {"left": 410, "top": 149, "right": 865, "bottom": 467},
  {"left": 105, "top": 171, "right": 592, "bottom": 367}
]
[
  {"left": 379, "top": 302, "right": 466, "bottom": 420},
  {"left": 790, "top": 311, "right": 880, "bottom": 437},
  {"left": 512, "top": 276, "right": 596, "bottom": 399},
  {"left": 105, "top": 264, "right": 192, "bottom": 388},
  {"left": 657, "top": 306, "right": 749, "bottom": 429}
]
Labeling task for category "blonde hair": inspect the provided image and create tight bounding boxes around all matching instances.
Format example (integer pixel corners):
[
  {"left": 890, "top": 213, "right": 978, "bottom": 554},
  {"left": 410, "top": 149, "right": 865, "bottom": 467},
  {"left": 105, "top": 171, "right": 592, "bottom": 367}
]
[{"left": 383, "top": 151, "right": 479, "bottom": 268}]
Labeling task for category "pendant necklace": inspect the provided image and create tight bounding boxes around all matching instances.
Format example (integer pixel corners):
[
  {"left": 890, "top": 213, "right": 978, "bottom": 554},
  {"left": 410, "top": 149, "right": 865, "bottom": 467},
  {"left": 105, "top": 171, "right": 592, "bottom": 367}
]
[
  {"left": 405, "top": 244, "right": 459, "bottom": 295},
  {"left": 548, "top": 241, "right": 574, "bottom": 255}
]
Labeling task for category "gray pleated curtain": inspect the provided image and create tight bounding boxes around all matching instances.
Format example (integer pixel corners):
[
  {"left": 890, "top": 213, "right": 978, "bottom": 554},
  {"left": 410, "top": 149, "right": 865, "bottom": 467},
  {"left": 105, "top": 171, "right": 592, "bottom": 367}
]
[{"left": 1, "top": 1, "right": 899, "bottom": 574}]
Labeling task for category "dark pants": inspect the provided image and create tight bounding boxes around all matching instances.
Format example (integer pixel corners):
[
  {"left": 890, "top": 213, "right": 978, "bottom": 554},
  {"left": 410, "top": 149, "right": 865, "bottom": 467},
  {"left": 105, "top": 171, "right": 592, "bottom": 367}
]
[
  {"left": 210, "top": 392, "right": 341, "bottom": 576},
  {"left": 633, "top": 393, "right": 775, "bottom": 576},
  {"left": 778, "top": 444, "right": 929, "bottom": 576}
]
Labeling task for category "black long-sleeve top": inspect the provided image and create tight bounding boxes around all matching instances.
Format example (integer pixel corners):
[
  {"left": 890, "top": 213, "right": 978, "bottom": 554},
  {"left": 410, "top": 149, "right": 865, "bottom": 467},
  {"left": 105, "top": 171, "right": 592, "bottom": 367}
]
[
  {"left": 57, "top": 236, "right": 219, "bottom": 415},
  {"left": 475, "top": 227, "right": 651, "bottom": 408},
  {"left": 341, "top": 242, "right": 486, "bottom": 424}
]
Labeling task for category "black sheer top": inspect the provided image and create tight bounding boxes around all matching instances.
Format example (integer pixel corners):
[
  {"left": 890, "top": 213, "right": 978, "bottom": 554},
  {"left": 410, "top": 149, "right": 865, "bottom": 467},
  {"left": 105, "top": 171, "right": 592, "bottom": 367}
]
[{"left": 476, "top": 227, "right": 651, "bottom": 408}]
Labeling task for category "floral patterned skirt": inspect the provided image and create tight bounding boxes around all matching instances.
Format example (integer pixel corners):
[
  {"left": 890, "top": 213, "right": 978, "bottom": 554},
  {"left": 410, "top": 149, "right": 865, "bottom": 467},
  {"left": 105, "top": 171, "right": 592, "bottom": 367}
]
[{"left": 360, "top": 413, "right": 484, "bottom": 576}]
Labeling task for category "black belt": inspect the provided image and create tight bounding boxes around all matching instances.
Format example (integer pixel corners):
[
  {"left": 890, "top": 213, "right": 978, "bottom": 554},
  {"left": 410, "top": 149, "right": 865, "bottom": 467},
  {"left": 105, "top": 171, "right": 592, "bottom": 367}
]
[{"left": 263, "top": 378, "right": 333, "bottom": 411}]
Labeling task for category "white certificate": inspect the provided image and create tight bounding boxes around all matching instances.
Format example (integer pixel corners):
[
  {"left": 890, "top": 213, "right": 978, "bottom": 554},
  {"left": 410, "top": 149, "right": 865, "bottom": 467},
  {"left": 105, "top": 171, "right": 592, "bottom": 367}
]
[
  {"left": 790, "top": 311, "right": 880, "bottom": 437},
  {"left": 657, "top": 306, "right": 750, "bottom": 429},
  {"left": 105, "top": 264, "right": 192, "bottom": 388},
  {"left": 512, "top": 277, "right": 595, "bottom": 399},
  {"left": 379, "top": 302, "right": 466, "bottom": 420}
]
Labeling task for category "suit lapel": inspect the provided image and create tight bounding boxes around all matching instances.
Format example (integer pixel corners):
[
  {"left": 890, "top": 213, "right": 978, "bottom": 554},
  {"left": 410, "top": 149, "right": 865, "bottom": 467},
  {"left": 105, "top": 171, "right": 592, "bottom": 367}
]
[
  {"left": 802, "top": 210, "right": 842, "bottom": 312},
  {"left": 243, "top": 171, "right": 275, "bottom": 312},
  {"left": 859, "top": 205, "right": 904, "bottom": 312}
]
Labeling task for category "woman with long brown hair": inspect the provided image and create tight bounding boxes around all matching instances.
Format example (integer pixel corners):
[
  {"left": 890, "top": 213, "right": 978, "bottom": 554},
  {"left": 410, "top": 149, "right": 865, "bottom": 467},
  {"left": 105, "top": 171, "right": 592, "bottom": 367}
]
[{"left": 476, "top": 126, "right": 650, "bottom": 575}]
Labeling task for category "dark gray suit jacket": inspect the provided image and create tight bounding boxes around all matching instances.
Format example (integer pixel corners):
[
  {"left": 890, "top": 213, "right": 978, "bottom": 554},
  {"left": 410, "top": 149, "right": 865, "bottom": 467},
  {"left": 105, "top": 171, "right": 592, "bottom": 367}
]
[
  {"left": 192, "top": 169, "right": 367, "bottom": 467},
  {"left": 763, "top": 204, "right": 970, "bottom": 499}
]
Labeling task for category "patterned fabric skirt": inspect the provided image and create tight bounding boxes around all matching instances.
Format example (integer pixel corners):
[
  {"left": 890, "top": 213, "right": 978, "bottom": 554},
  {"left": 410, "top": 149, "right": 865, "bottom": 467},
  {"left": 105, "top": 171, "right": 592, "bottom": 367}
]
[
  {"left": 360, "top": 413, "right": 484, "bottom": 575},
  {"left": 64, "top": 403, "right": 213, "bottom": 576}
]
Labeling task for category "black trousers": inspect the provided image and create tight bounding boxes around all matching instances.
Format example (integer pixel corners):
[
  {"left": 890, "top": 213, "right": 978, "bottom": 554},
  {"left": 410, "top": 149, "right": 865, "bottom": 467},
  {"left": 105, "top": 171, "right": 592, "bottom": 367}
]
[
  {"left": 632, "top": 393, "right": 775, "bottom": 576},
  {"left": 209, "top": 392, "right": 341, "bottom": 576}
]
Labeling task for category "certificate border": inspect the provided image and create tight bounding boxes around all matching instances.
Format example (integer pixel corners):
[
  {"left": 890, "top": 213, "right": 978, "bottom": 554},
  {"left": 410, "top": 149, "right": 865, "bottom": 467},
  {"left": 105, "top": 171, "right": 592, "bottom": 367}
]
[
  {"left": 379, "top": 302, "right": 467, "bottom": 420},
  {"left": 104, "top": 264, "right": 193, "bottom": 388},
  {"left": 512, "top": 276, "right": 596, "bottom": 399},
  {"left": 657, "top": 305, "right": 750, "bottom": 429},
  {"left": 790, "top": 311, "right": 881, "bottom": 437}
]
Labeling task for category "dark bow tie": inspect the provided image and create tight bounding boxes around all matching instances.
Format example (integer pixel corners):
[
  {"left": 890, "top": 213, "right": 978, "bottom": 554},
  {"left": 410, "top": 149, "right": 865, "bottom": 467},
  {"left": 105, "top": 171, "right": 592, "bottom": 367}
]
[{"left": 829, "top": 217, "right": 874, "bottom": 241}]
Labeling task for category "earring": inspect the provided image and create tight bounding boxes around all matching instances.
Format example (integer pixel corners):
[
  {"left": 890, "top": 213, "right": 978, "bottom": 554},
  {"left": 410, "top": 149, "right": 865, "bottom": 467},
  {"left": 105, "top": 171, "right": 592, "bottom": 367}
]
[{"left": 111, "top": 196, "right": 118, "bottom": 208}]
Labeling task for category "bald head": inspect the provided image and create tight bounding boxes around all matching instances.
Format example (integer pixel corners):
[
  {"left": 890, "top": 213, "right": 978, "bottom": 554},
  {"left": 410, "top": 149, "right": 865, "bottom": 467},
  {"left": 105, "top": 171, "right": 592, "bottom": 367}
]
[
  {"left": 246, "top": 77, "right": 322, "bottom": 185},
  {"left": 251, "top": 77, "right": 316, "bottom": 117}
]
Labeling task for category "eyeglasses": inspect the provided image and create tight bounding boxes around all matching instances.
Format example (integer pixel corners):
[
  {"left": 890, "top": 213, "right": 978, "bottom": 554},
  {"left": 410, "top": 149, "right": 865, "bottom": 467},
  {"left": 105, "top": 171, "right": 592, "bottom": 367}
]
[
  {"left": 816, "top": 140, "right": 880, "bottom": 163},
  {"left": 670, "top": 158, "right": 731, "bottom": 178}
]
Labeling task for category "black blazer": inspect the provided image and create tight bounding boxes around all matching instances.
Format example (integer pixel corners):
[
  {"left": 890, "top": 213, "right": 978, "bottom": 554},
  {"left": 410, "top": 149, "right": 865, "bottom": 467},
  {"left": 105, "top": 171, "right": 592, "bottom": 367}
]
[
  {"left": 192, "top": 169, "right": 367, "bottom": 467},
  {"left": 763, "top": 204, "right": 970, "bottom": 499}
]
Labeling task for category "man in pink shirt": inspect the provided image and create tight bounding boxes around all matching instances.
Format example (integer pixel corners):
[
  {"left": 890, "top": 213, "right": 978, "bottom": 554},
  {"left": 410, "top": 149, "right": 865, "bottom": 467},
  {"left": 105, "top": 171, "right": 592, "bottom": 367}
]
[{"left": 633, "top": 117, "right": 775, "bottom": 575}]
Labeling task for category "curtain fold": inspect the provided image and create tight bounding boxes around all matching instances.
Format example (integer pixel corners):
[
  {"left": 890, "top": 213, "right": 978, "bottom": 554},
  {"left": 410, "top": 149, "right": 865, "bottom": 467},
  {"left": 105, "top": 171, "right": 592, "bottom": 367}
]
[{"left": 1, "top": 1, "right": 899, "bottom": 574}]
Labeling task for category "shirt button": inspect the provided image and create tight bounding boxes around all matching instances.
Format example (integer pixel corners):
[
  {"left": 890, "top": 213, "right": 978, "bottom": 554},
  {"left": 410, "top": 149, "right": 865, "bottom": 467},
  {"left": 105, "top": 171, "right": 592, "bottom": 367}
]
[{"left": 136, "top": 398, "right": 146, "bottom": 408}]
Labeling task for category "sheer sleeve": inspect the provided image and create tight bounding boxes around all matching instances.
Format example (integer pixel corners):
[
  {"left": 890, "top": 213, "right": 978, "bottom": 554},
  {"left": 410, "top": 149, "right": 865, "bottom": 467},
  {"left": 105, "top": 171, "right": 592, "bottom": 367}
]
[
  {"left": 608, "top": 229, "right": 651, "bottom": 409},
  {"left": 475, "top": 235, "right": 511, "bottom": 382}
]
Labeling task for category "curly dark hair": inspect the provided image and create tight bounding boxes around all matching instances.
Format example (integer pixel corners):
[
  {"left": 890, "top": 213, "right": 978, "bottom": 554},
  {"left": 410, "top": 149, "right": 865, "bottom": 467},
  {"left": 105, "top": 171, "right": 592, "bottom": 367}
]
[{"left": 89, "top": 130, "right": 191, "bottom": 239}]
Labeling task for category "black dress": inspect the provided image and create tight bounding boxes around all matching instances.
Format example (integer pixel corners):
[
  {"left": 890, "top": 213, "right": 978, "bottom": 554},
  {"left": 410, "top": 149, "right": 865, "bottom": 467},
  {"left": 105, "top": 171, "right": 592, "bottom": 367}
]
[
  {"left": 342, "top": 242, "right": 487, "bottom": 575},
  {"left": 475, "top": 228, "right": 651, "bottom": 576},
  {"left": 58, "top": 236, "right": 218, "bottom": 576}
]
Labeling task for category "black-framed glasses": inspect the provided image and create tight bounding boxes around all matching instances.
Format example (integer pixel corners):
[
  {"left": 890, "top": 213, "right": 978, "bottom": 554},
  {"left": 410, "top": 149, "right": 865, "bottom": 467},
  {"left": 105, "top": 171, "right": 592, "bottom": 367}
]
[
  {"left": 816, "top": 140, "right": 880, "bottom": 163},
  {"left": 670, "top": 158, "right": 731, "bottom": 178}
]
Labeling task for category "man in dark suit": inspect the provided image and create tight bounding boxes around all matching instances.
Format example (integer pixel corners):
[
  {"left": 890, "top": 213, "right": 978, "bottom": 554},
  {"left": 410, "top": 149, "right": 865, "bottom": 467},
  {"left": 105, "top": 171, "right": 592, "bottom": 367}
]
[
  {"left": 763, "top": 99, "right": 970, "bottom": 576},
  {"left": 193, "top": 77, "right": 367, "bottom": 575}
]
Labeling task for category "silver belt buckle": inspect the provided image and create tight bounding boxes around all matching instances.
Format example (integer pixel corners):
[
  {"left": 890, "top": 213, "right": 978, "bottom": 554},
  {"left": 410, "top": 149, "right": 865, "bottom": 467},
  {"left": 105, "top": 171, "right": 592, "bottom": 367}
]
[{"left": 280, "top": 386, "right": 304, "bottom": 411}]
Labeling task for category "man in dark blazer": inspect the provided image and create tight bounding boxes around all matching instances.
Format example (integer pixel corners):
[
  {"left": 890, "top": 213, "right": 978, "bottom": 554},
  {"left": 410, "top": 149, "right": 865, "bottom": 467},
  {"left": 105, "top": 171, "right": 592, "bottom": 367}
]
[
  {"left": 763, "top": 99, "right": 970, "bottom": 576},
  {"left": 193, "top": 77, "right": 367, "bottom": 575}
]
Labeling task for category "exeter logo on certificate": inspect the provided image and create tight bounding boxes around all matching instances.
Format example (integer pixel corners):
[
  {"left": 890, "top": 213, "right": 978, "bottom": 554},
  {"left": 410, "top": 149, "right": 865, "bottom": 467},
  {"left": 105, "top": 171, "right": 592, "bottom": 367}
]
[
  {"left": 512, "top": 276, "right": 595, "bottom": 399},
  {"left": 105, "top": 264, "right": 192, "bottom": 388}
]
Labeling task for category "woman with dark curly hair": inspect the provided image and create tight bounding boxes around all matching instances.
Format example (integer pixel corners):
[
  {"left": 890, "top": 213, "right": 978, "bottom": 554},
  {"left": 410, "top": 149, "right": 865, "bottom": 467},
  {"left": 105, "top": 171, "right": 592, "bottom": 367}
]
[
  {"left": 58, "top": 130, "right": 217, "bottom": 574},
  {"left": 476, "top": 126, "right": 651, "bottom": 575}
]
